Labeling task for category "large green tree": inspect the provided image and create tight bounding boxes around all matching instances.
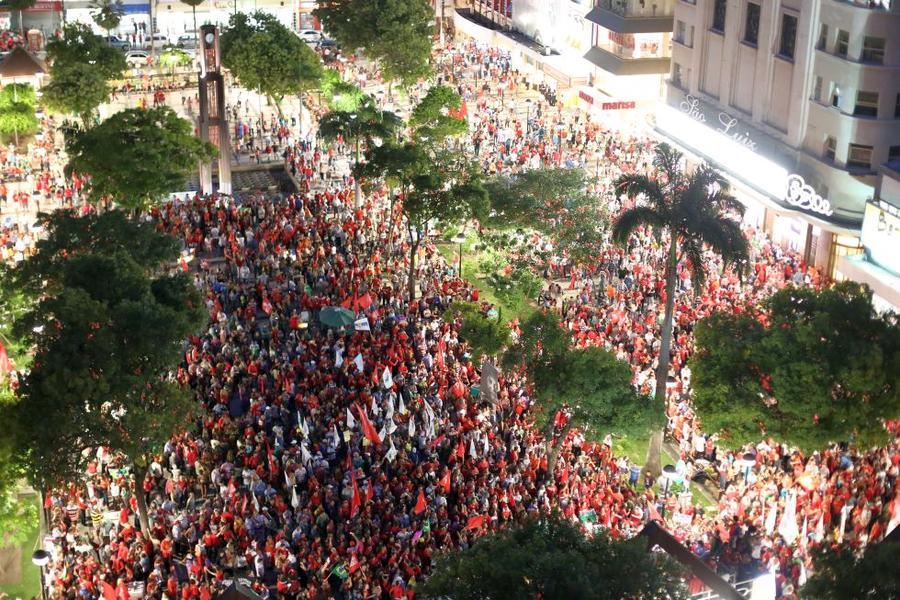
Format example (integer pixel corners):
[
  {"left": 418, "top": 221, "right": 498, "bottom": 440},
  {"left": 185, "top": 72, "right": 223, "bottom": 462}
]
[
  {"left": 486, "top": 167, "right": 608, "bottom": 267},
  {"left": 64, "top": 106, "right": 216, "bottom": 208},
  {"left": 42, "top": 62, "right": 110, "bottom": 126},
  {"left": 4, "top": 210, "right": 206, "bottom": 534},
  {"left": 409, "top": 85, "right": 468, "bottom": 143},
  {"left": 419, "top": 515, "right": 686, "bottom": 600},
  {"left": 801, "top": 542, "right": 900, "bottom": 600},
  {"left": 318, "top": 96, "right": 402, "bottom": 207},
  {"left": 691, "top": 282, "right": 900, "bottom": 450},
  {"left": 444, "top": 301, "right": 510, "bottom": 361},
  {"left": 315, "top": 0, "right": 433, "bottom": 87},
  {"left": 46, "top": 22, "right": 127, "bottom": 81},
  {"left": 220, "top": 11, "right": 322, "bottom": 116},
  {"left": 612, "top": 143, "right": 749, "bottom": 476},
  {"left": 502, "top": 310, "right": 646, "bottom": 476}
]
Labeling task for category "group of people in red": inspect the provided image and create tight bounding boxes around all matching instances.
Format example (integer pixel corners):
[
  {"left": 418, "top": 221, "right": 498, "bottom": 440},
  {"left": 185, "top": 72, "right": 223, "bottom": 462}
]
[{"left": 26, "top": 36, "right": 898, "bottom": 600}]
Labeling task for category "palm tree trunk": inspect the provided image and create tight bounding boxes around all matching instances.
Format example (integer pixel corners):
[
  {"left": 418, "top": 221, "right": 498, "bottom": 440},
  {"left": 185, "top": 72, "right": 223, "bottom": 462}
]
[
  {"left": 192, "top": 5, "right": 198, "bottom": 48},
  {"left": 354, "top": 139, "right": 362, "bottom": 209},
  {"left": 408, "top": 233, "right": 418, "bottom": 301},
  {"left": 646, "top": 233, "right": 679, "bottom": 478}
]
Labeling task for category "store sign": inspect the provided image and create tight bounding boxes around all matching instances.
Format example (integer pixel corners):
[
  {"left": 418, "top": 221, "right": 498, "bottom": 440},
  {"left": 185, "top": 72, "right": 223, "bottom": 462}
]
[
  {"left": 679, "top": 94, "right": 758, "bottom": 152},
  {"left": 602, "top": 101, "right": 635, "bottom": 110},
  {"left": 784, "top": 174, "right": 834, "bottom": 217}
]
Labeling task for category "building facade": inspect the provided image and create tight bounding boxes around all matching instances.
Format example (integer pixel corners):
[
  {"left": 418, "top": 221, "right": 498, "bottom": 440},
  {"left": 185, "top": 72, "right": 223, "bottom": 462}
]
[
  {"left": 584, "top": 0, "right": 675, "bottom": 100},
  {"left": 657, "top": 0, "right": 899, "bottom": 277}
]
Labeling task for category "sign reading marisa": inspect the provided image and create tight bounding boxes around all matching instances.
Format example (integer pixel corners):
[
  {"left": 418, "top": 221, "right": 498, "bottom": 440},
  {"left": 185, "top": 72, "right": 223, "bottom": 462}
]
[{"left": 783, "top": 174, "right": 834, "bottom": 217}]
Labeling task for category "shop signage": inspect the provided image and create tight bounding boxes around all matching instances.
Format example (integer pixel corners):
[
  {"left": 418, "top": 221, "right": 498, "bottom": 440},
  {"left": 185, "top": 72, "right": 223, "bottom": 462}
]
[
  {"left": 579, "top": 90, "right": 594, "bottom": 104},
  {"left": 784, "top": 174, "right": 834, "bottom": 217},
  {"left": 602, "top": 101, "right": 635, "bottom": 110},
  {"left": 679, "top": 94, "right": 758, "bottom": 152}
]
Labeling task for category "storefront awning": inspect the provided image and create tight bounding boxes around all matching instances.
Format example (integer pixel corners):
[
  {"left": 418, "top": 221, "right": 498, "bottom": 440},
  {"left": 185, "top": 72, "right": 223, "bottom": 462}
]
[
  {"left": 585, "top": 5, "right": 673, "bottom": 34},
  {"left": 583, "top": 46, "right": 670, "bottom": 75},
  {"left": 837, "top": 254, "right": 900, "bottom": 311},
  {"left": 122, "top": 3, "right": 150, "bottom": 14}
]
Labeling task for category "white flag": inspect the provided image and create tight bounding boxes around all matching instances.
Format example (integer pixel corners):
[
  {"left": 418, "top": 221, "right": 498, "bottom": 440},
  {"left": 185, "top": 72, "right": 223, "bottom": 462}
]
[
  {"left": 382, "top": 367, "right": 394, "bottom": 389},
  {"left": 378, "top": 422, "right": 387, "bottom": 442},
  {"left": 386, "top": 394, "right": 395, "bottom": 420},
  {"left": 291, "top": 486, "right": 300, "bottom": 509},
  {"left": 815, "top": 512, "right": 824, "bottom": 543},
  {"left": 332, "top": 424, "right": 341, "bottom": 446},
  {"left": 778, "top": 492, "right": 798, "bottom": 545},
  {"left": 408, "top": 416, "right": 415, "bottom": 438},
  {"left": 469, "top": 438, "right": 477, "bottom": 459},
  {"left": 300, "top": 417, "right": 310, "bottom": 438},
  {"left": 386, "top": 438, "right": 398, "bottom": 462},
  {"left": 301, "top": 442, "right": 312, "bottom": 466},
  {"left": 252, "top": 492, "right": 260, "bottom": 511},
  {"left": 335, "top": 348, "right": 344, "bottom": 368},
  {"left": 482, "top": 434, "right": 489, "bottom": 456},
  {"left": 838, "top": 505, "right": 849, "bottom": 543},
  {"left": 398, "top": 395, "right": 407, "bottom": 415},
  {"left": 354, "top": 353, "right": 364, "bottom": 373},
  {"left": 347, "top": 407, "right": 356, "bottom": 429},
  {"left": 800, "top": 516, "right": 808, "bottom": 549},
  {"left": 354, "top": 317, "right": 371, "bottom": 331}
]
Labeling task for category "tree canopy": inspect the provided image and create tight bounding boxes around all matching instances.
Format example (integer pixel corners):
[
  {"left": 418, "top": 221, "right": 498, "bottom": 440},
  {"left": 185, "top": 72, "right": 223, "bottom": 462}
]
[
  {"left": 691, "top": 282, "right": 900, "bottom": 451},
  {"left": 485, "top": 167, "right": 608, "bottom": 266},
  {"left": 64, "top": 106, "right": 217, "bottom": 208},
  {"left": 315, "top": 0, "right": 433, "bottom": 86},
  {"left": 320, "top": 69, "right": 365, "bottom": 112},
  {"left": 444, "top": 301, "right": 510, "bottom": 361},
  {"left": 800, "top": 542, "right": 900, "bottom": 600},
  {"left": 46, "top": 22, "right": 127, "bottom": 81},
  {"left": 220, "top": 11, "right": 323, "bottom": 112},
  {"left": 42, "top": 62, "right": 110, "bottom": 126},
  {"left": 90, "top": 0, "right": 125, "bottom": 35},
  {"left": 3, "top": 210, "right": 206, "bottom": 532},
  {"left": 409, "top": 85, "right": 467, "bottom": 143},
  {"left": 419, "top": 514, "right": 686, "bottom": 600}
]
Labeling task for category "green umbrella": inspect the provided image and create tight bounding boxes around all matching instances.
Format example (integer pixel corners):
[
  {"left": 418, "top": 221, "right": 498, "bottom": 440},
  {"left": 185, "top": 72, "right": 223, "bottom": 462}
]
[{"left": 319, "top": 306, "right": 356, "bottom": 329}]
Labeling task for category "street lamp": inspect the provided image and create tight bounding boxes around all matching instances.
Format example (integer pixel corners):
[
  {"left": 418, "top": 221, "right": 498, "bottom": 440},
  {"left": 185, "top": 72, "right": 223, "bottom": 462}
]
[
  {"left": 660, "top": 464, "right": 676, "bottom": 519},
  {"left": 32, "top": 549, "right": 51, "bottom": 600},
  {"left": 451, "top": 231, "right": 466, "bottom": 278},
  {"left": 524, "top": 99, "right": 533, "bottom": 137}
]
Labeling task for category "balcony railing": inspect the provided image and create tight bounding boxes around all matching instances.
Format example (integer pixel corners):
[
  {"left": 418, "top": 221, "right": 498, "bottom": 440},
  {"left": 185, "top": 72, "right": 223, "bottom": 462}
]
[{"left": 597, "top": 0, "right": 673, "bottom": 18}]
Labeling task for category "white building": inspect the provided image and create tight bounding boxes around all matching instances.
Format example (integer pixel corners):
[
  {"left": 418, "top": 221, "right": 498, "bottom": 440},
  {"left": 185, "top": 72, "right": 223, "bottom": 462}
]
[{"left": 657, "top": 0, "right": 900, "bottom": 278}]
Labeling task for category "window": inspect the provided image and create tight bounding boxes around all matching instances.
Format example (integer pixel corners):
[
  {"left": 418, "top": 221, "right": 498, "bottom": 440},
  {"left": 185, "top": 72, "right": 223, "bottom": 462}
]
[
  {"left": 862, "top": 36, "right": 885, "bottom": 64},
  {"left": 836, "top": 30, "right": 849, "bottom": 57},
  {"left": 890, "top": 146, "right": 900, "bottom": 163},
  {"left": 817, "top": 24, "right": 828, "bottom": 50},
  {"left": 831, "top": 84, "right": 841, "bottom": 108},
  {"left": 672, "top": 63, "right": 683, "bottom": 88},
  {"left": 779, "top": 13, "right": 798, "bottom": 59},
  {"left": 712, "top": 0, "right": 727, "bottom": 32},
  {"left": 848, "top": 144, "right": 873, "bottom": 170},
  {"left": 813, "top": 76, "right": 823, "bottom": 102},
  {"left": 854, "top": 91, "right": 879, "bottom": 117},
  {"left": 676, "top": 20, "right": 687, "bottom": 44},
  {"left": 824, "top": 136, "right": 836, "bottom": 162},
  {"left": 744, "top": 3, "right": 760, "bottom": 45},
  {"left": 896, "top": 93, "right": 900, "bottom": 118}
]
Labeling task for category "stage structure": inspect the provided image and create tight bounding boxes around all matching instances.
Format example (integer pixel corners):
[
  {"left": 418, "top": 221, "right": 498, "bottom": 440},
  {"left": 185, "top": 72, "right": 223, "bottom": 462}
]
[{"left": 197, "top": 24, "right": 232, "bottom": 195}]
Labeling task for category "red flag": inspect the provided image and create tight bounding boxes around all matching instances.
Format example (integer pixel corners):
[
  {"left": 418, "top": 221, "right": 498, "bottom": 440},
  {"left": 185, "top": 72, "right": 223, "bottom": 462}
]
[
  {"left": 102, "top": 581, "right": 116, "bottom": 600},
  {"left": 430, "top": 433, "right": 446, "bottom": 448},
  {"left": 355, "top": 402, "right": 381, "bottom": 447},
  {"left": 413, "top": 489, "right": 427, "bottom": 515},
  {"left": 569, "top": 271, "right": 576, "bottom": 290},
  {"left": 345, "top": 448, "right": 352, "bottom": 471},
  {"left": 456, "top": 439, "right": 466, "bottom": 460},
  {"left": 350, "top": 471, "right": 361, "bottom": 518},
  {"left": 647, "top": 502, "right": 662, "bottom": 522},
  {"left": 348, "top": 554, "right": 360, "bottom": 574},
  {"left": 465, "top": 515, "right": 487, "bottom": 530},
  {"left": 435, "top": 339, "right": 446, "bottom": 370},
  {"left": 358, "top": 292, "right": 373, "bottom": 310},
  {"left": 365, "top": 482, "right": 374, "bottom": 503},
  {"left": 440, "top": 470, "right": 451, "bottom": 494},
  {"left": 0, "top": 341, "right": 11, "bottom": 378}
]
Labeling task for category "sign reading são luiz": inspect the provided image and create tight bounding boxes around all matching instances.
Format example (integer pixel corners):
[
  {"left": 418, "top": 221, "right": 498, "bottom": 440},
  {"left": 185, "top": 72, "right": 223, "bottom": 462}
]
[{"left": 678, "top": 94, "right": 834, "bottom": 218}]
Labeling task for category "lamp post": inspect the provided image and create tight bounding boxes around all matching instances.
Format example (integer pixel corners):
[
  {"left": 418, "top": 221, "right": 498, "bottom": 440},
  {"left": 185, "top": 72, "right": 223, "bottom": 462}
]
[
  {"left": 451, "top": 231, "right": 466, "bottom": 278},
  {"left": 524, "top": 99, "right": 533, "bottom": 137},
  {"left": 660, "top": 463, "right": 676, "bottom": 519},
  {"left": 32, "top": 549, "right": 51, "bottom": 600}
]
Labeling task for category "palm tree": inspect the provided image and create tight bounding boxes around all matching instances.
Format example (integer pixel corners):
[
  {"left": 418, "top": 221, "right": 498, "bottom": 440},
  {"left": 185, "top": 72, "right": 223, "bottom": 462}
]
[
  {"left": 318, "top": 97, "right": 402, "bottom": 208},
  {"left": 90, "top": 0, "right": 125, "bottom": 42},
  {"left": 612, "top": 143, "right": 749, "bottom": 477},
  {"left": 180, "top": 0, "right": 205, "bottom": 50}
]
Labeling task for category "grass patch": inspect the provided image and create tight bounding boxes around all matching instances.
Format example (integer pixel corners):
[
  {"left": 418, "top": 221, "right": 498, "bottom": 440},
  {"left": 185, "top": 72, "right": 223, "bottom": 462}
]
[{"left": 436, "top": 236, "right": 537, "bottom": 324}]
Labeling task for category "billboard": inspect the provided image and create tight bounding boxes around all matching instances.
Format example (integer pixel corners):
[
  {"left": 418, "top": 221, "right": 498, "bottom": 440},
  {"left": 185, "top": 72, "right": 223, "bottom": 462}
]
[
  {"left": 861, "top": 199, "right": 900, "bottom": 277},
  {"left": 512, "top": 0, "right": 591, "bottom": 54}
]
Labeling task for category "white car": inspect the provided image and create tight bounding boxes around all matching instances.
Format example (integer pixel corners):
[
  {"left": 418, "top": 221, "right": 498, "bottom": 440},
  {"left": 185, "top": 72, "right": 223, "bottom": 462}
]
[
  {"left": 297, "top": 29, "right": 323, "bottom": 44},
  {"left": 177, "top": 34, "right": 198, "bottom": 49},
  {"left": 148, "top": 33, "right": 169, "bottom": 45},
  {"left": 124, "top": 50, "right": 151, "bottom": 66}
]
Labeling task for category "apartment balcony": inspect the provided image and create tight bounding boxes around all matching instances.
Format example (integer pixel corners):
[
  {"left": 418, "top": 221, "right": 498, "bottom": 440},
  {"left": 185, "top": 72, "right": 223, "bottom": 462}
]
[
  {"left": 586, "top": 0, "right": 675, "bottom": 33},
  {"left": 584, "top": 44, "right": 671, "bottom": 75}
]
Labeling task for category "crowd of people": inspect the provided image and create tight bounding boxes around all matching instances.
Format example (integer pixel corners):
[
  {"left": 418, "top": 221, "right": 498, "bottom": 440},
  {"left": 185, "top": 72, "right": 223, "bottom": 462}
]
[{"left": 21, "top": 35, "right": 898, "bottom": 600}]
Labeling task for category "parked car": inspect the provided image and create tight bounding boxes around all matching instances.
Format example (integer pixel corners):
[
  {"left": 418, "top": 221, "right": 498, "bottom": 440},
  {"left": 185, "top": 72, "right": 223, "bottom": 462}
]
[
  {"left": 297, "top": 29, "right": 322, "bottom": 44},
  {"left": 107, "top": 35, "right": 131, "bottom": 51},
  {"left": 177, "top": 33, "right": 198, "bottom": 49},
  {"left": 124, "top": 50, "right": 151, "bottom": 66},
  {"left": 147, "top": 33, "right": 169, "bottom": 46}
]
